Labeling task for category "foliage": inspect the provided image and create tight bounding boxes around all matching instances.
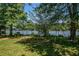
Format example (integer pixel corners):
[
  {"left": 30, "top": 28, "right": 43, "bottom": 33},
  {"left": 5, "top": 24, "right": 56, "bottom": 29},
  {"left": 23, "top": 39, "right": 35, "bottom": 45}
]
[
  {"left": 34, "top": 3, "right": 79, "bottom": 40},
  {"left": 0, "top": 3, "right": 27, "bottom": 35},
  {"left": 17, "top": 36, "right": 79, "bottom": 56}
]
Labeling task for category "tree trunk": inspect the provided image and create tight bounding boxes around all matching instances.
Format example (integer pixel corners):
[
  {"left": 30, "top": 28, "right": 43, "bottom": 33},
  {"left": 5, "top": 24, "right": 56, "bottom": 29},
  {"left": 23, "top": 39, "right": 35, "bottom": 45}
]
[
  {"left": 43, "top": 30, "right": 48, "bottom": 37},
  {"left": 67, "top": 3, "right": 77, "bottom": 41},
  {"left": 10, "top": 24, "right": 13, "bottom": 36},
  {"left": 43, "top": 28, "right": 49, "bottom": 37},
  {"left": 70, "top": 21, "right": 76, "bottom": 40},
  {"left": 43, "top": 24, "right": 49, "bottom": 37},
  {"left": 0, "top": 29, "right": 1, "bottom": 36}
]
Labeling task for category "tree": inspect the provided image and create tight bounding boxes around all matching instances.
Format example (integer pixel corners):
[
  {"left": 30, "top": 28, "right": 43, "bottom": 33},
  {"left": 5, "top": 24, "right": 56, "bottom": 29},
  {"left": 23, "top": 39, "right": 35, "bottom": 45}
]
[
  {"left": 0, "top": 4, "right": 9, "bottom": 35},
  {"left": 35, "top": 3, "right": 79, "bottom": 41},
  {"left": 0, "top": 3, "right": 27, "bottom": 36},
  {"left": 28, "top": 10, "right": 53, "bottom": 36},
  {"left": 67, "top": 4, "right": 78, "bottom": 41},
  {"left": 28, "top": 4, "right": 58, "bottom": 37}
]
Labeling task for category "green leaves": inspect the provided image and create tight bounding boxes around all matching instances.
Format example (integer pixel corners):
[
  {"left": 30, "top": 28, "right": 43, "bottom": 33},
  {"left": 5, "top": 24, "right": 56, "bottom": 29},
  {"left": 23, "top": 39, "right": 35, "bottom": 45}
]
[{"left": 0, "top": 3, "right": 27, "bottom": 28}]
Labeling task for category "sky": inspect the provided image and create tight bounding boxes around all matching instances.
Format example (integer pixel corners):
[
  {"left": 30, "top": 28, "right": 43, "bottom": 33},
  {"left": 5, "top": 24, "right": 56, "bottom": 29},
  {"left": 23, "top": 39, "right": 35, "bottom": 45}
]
[
  {"left": 24, "top": 3, "right": 65, "bottom": 23},
  {"left": 24, "top": 3, "right": 40, "bottom": 13},
  {"left": 23, "top": 3, "right": 40, "bottom": 22}
]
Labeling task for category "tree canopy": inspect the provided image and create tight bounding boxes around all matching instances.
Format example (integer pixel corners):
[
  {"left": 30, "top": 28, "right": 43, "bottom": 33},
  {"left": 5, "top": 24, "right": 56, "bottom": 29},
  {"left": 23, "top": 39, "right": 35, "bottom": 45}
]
[{"left": 0, "top": 3, "right": 27, "bottom": 35}]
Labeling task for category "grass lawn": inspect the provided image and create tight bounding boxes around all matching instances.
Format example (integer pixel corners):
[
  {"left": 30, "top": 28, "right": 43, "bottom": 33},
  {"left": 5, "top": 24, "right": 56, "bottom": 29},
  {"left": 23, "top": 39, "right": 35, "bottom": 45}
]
[
  {"left": 0, "top": 36, "right": 40, "bottom": 56},
  {"left": 0, "top": 36, "right": 79, "bottom": 56}
]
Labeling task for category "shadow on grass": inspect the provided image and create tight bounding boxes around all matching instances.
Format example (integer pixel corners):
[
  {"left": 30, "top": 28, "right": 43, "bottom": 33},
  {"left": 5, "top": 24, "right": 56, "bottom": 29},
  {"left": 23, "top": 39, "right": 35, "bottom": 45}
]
[{"left": 16, "top": 36, "right": 79, "bottom": 56}]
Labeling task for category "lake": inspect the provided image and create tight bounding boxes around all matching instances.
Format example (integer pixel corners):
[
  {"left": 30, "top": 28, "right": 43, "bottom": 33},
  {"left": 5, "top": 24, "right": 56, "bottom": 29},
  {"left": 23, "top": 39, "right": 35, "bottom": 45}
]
[{"left": 6, "top": 30, "right": 79, "bottom": 37}]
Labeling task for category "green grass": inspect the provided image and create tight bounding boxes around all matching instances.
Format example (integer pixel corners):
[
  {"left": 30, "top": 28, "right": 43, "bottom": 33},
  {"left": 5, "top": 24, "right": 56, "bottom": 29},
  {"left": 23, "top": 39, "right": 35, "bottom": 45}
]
[
  {"left": 0, "top": 36, "right": 40, "bottom": 56},
  {"left": 0, "top": 36, "right": 79, "bottom": 56}
]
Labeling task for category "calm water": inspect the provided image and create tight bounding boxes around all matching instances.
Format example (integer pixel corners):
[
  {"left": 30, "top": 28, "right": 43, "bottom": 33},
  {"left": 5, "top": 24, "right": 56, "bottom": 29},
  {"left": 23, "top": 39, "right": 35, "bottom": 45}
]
[{"left": 6, "top": 30, "right": 79, "bottom": 37}]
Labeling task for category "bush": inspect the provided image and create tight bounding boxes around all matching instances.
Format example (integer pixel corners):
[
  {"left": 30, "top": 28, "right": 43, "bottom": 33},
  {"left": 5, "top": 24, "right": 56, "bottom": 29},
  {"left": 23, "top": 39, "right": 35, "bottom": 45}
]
[
  {"left": 15, "top": 32, "right": 22, "bottom": 36},
  {"left": 53, "top": 44, "right": 78, "bottom": 56},
  {"left": 58, "top": 35, "right": 64, "bottom": 37}
]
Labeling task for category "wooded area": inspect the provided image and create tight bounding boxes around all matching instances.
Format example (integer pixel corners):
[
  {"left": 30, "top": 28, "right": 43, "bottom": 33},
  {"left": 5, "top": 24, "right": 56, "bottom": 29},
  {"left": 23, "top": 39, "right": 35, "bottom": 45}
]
[{"left": 0, "top": 3, "right": 79, "bottom": 56}]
